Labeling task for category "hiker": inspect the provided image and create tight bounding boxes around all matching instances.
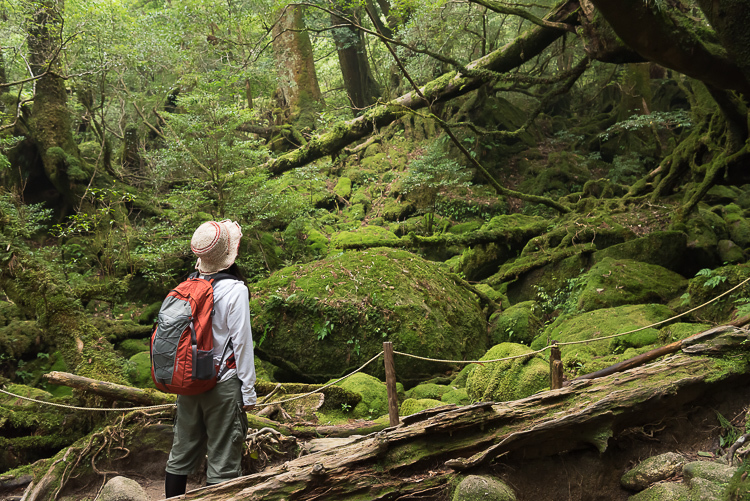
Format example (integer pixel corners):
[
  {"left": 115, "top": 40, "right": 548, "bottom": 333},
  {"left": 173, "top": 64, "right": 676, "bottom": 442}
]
[{"left": 164, "top": 220, "right": 257, "bottom": 498}]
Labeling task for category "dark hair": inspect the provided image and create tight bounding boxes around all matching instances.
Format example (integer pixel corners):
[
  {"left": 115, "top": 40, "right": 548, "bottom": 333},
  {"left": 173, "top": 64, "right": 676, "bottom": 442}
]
[{"left": 225, "top": 263, "right": 247, "bottom": 284}]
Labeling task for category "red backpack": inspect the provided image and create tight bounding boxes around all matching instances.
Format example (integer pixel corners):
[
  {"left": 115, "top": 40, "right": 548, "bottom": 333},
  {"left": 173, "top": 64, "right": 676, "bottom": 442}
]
[{"left": 150, "top": 272, "right": 233, "bottom": 395}]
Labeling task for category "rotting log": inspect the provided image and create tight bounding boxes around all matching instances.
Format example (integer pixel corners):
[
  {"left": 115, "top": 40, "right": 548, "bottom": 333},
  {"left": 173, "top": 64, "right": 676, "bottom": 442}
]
[
  {"left": 180, "top": 330, "right": 750, "bottom": 501},
  {"left": 43, "top": 372, "right": 175, "bottom": 406}
]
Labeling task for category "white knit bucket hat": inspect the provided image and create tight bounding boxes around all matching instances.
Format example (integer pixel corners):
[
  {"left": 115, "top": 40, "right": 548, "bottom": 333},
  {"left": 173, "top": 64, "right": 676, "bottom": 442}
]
[{"left": 190, "top": 220, "right": 243, "bottom": 274}]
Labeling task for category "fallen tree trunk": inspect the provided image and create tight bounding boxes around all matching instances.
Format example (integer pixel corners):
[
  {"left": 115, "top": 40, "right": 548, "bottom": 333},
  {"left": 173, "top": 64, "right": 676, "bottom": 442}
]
[
  {"left": 43, "top": 372, "right": 175, "bottom": 406},
  {"left": 229, "top": 0, "right": 580, "bottom": 178},
  {"left": 180, "top": 329, "right": 750, "bottom": 500}
]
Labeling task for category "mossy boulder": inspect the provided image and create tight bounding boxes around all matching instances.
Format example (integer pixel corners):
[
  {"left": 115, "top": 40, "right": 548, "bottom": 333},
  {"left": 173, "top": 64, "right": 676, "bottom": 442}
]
[
  {"left": 330, "top": 225, "right": 398, "bottom": 249},
  {"left": 658, "top": 322, "right": 711, "bottom": 344},
  {"left": 127, "top": 351, "right": 155, "bottom": 389},
  {"left": 592, "top": 231, "right": 688, "bottom": 274},
  {"left": 441, "top": 387, "right": 470, "bottom": 405},
  {"left": 452, "top": 475, "right": 517, "bottom": 501},
  {"left": 249, "top": 248, "right": 488, "bottom": 383},
  {"left": 533, "top": 304, "right": 675, "bottom": 375},
  {"left": 117, "top": 338, "right": 149, "bottom": 359},
  {"left": 381, "top": 198, "right": 414, "bottom": 221},
  {"left": 406, "top": 383, "right": 451, "bottom": 401},
  {"left": 576, "top": 258, "right": 687, "bottom": 313},
  {"left": 682, "top": 264, "right": 750, "bottom": 323},
  {"left": 488, "top": 301, "right": 542, "bottom": 346},
  {"left": 0, "top": 320, "right": 42, "bottom": 359},
  {"left": 335, "top": 372, "right": 388, "bottom": 418},
  {"left": 399, "top": 397, "right": 445, "bottom": 416},
  {"left": 465, "top": 343, "right": 549, "bottom": 403},
  {"left": 678, "top": 208, "right": 729, "bottom": 272},
  {"left": 718, "top": 239, "right": 746, "bottom": 264},
  {"left": 334, "top": 177, "right": 352, "bottom": 199},
  {"left": 621, "top": 452, "right": 685, "bottom": 491},
  {"left": 723, "top": 203, "right": 750, "bottom": 248}
]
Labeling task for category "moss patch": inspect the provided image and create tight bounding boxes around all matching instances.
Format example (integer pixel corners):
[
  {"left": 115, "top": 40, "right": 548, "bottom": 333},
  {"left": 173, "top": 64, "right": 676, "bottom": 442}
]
[
  {"left": 399, "top": 397, "right": 444, "bottom": 416},
  {"left": 465, "top": 343, "right": 549, "bottom": 403},
  {"left": 335, "top": 372, "right": 388, "bottom": 418}
]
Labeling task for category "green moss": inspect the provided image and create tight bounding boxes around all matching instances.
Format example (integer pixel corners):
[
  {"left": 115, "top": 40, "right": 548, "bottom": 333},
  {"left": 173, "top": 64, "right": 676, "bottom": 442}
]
[
  {"left": 488, "top": 301, "right": 542, "bottom": 346},
  {"left": 465, "top": 343, "right": 549, "bottom": 403},
  {"left": 533, "top": 304, "right": 675, "bottom": 376},
  {"left": 330, "top": 226, "right": 398, "bottom": 249},
  {"left": 126, "top": 351, "right": 155, "bottom": 388},
  {"left": 576, "top": 258, "right": 688, "bottom": 313},
  {"left": 249, "top": 247, "right": 488, "bottom": 383},
  {"left": 683, "top": 264, "right": 750, "bottom": 323},
  {"left": 335, "top": 372, "right": 388, "bottom": 418},
  {"left": 441, "top": 387, "right": 470, "bottom": 405},
  {"left": 399, "top": 397, "right": 444, "bottom": 416},
  {"left": 406, "top": 383, "right": 451, "bottom": 401},
  {"left": 117, "top": 338, "right": 149, "bottom": 359},
  {"left": 334, "top": 177, "right": 352, "bottom": 199},
  {"left": 381, "top": 198, "right": 414, "bottom": 221},
  {"left": 592, "top": 231, "right": 688, "bottom": 272}
]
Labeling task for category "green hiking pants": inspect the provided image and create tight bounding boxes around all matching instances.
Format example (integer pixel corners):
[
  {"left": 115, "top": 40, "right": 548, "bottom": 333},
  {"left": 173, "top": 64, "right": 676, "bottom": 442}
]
[{"left": 165, "top": 376, "right": 248, "bottom": 484}]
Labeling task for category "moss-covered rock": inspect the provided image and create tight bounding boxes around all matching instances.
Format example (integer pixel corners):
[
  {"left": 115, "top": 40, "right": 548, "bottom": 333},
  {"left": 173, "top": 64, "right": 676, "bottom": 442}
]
[
  {"left": 488, "top": 301, "right": 542, "bottom": 346},
  {"left": 465, "top": 343, "right": 549, "bottom": 403},
  {"left": 282, "top": 217, "right": 330, "bottom": 260},
  {"left": 658, "top": 322, "right": 711, "bottom": 343},
  {"left": 723, "top": 204, "right": 750, "bottom": 248},
  {"left": 576, "top": 258, "right": 687, "bottom": 313},
  {"left": 451, "top": 474, "right": 517, "bottom": 501},
  {"left": 330, "top": 225, "right": 398, "bottom": 249},
  {"left": 718, "top": 239, "right": 746, "bottom": 264},
  {"left": 249, "top": 248, "right": 488, "bottom": 383},
  {"left": 682, "top": 264, "right": 750, "bottom": 323},
  {"left": 678, "top": 208, "right": 729, "bottom": 272},
  {"left": 117, "top": 338, "right": 149, "bottom": 359},
  {"left": 0, "top": 320, "right": 42, "bottom": 359},
  {"left": 399, "top": 397, "right": 444, "bottom": 416},
  {"left": 592, "top": 231, "right": 688, "bottom": 274},
  {"left": 406, "top": 382, "right": 451, "bottom": 401},
  {"left": 533, "top": 304, "right": 675, "bottom": 376},
  {"left": 126, "top": 351, "right": 155, "bottom": 389},
  {"left": 441, "top": 387, "right": 470, "bottom": 405},
  {"left": 335, "top": 372, "right": 388, "bottom": 418},
  {"left": 381, "top": 198, "right": 414, "bottom": 221},
  {"left": 620, "top": 452, "right": 685, "bottom": 491},
  {"left": 334, "top": 177, "right": 352, "bottom": 199}
]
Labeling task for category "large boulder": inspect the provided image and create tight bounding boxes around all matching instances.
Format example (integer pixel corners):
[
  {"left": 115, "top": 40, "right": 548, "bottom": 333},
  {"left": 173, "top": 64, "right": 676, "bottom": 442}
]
[
  {"left": 488, "top": 301, "right": 542, "bottom": 346},
  {"left": 592, "top": 230, "right": 688, "bottom": 274},
  {"left": 575, "top": 258, "right": 687, "bottom": 313},
  {"left": 452, "top": 474, "right": 517, "bottom": 501},
  {"left": 531, "top": 304, "right": 675, "bottom": 376},
  {"left": 465, "top": 343, "right": 549, "bottom": 403},
  {"left": 249, "top": 248, "right": 488, "bottom": 383}
]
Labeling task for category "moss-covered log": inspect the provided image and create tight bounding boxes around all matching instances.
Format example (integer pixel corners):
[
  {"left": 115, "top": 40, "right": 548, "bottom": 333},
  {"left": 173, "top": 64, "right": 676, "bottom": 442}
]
[
  {"left": 172, "top": 330, "right": 750, "bottom": 500},
  {"left": 42, "top": 372, "right": 175, "bottom": 406}
]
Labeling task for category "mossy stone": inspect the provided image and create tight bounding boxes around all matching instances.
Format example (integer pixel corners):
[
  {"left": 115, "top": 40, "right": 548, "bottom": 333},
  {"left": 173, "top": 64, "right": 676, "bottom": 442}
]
[
  {"left": 466, "top": 343, "right": 549, "bottom": 403},
  {"left": 441, "top": 387, "right": 470, "bottom": 405},
  {"left": 117, "top": 338, "right": 149, "bottom": 359},
  {"left": 683, "top": 264, "right": 750, "bottom": 323},
  {"left": 658, "top": 322, "right": 711, "bottom": 343},
  {"left": 620, "top": 452, "right": 685, "bottom": 491},
  {"left": 334, "top": 177, "right": 352, "bottom": 199},
  {"left": 406, "top": 383, "right": 451, "bottom": 401},
  {"left": 449, "top": 221, "right": 483, "bottom": 234},
  {"left": 682, "top": 208, "right": 729, "bottom": 272},
  {"left": 576, "top": 258, "right": 687, "bottom": 313},
  {"left": 127, "top": 351, "right": 155, "bottom": 389},
  {"left": 452, "top": 474, "right": 517, "bottom": 501},
  {"left": 0, "top": 384, "right": 53, "bottom": 407},
  {"left": 627, "top": 482, "right": 690, "bottom": 500},
  {"left": 488, "top": 301, "right": 542, "bottom": 346},
  {"left": 330, "top": 226, "right": 398, "bottom": 249},
  {"left": 533, "top": 304, "right": 674, "bottom": 375},
  {"left": 717, "top": 239, "right": 746, "bottom": 264},
  {"left": 593, "top": 231, "right": 688, "bottom": 274},
  {"left": 381, "top": 198, "right": 414, "bottom": 221},
  {"left": 399, "top": 397, "right": 444, "bottom": 416},
  {"left": 335, "top": 372, "right": 388, "bottom": 418},
  {"left": 249, "top": 248, "right": 488, "bottom": 383}
]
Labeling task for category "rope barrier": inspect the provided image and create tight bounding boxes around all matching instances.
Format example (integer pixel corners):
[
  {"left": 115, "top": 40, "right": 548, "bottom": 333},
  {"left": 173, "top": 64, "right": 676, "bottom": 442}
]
[{"left": 2, "top": 276, "right": 748, "bottom": 412}]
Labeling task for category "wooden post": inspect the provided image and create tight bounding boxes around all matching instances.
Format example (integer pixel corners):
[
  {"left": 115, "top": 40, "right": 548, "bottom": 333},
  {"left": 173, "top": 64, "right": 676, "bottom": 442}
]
[
  {"left": 383, "top": 342, "right": 400, "bottom": 426},
  {"left": 550, "top": 343, "right": 563, "bottom": 390}
]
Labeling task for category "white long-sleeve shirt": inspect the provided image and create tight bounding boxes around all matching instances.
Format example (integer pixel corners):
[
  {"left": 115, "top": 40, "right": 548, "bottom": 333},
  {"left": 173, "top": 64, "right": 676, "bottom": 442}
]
[{"left": 208, "top": 278, "right": 257, "bottom": 406}]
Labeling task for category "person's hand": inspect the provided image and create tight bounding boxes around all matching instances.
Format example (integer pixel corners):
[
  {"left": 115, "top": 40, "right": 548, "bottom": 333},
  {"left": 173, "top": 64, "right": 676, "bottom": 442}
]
[{"left": 243, "top": 404, "right": 255, "bottom": 412}]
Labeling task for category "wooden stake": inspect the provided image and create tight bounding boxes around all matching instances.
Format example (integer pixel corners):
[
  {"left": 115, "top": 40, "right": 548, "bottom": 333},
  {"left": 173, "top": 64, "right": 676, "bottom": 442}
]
[
  {"left": 383, "top": 342, "right": 400, "bottom": 426},
  {"left": 550, "top": 343, "right": 563, "bottom": 390}
]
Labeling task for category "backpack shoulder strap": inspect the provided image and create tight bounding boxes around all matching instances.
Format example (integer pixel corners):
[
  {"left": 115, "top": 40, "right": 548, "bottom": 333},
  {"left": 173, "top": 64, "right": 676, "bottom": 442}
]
[{"left": 206, "top": 272, "right": 238, "bottom": 284}]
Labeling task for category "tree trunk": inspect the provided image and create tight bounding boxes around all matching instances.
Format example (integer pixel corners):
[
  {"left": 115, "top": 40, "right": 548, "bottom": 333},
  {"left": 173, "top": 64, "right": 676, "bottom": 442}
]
[
  {"left": 331, "top": 4, "right": 381, "bottom": 113},
  {"left": 272, "top": 5, "right": 324, "bottom": 130},
  {"left": 25, "top": 0, "right": 85, "bottom": 211}
]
